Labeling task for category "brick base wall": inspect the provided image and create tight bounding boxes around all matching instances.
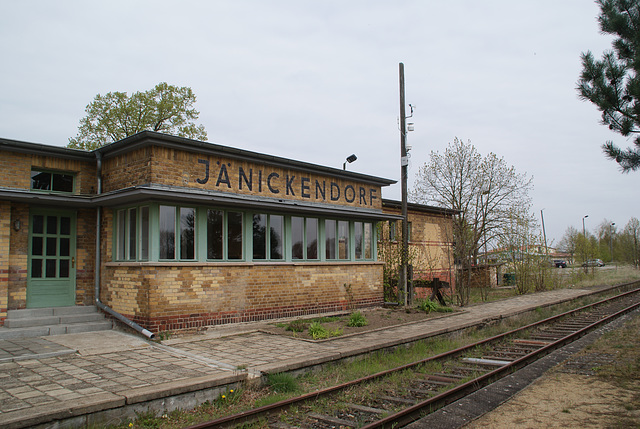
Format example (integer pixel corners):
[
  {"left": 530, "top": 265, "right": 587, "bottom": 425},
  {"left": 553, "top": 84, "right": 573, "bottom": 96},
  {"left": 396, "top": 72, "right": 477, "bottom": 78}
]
[{"left": 102, "top": 262, "right": 384, "bottom": 333}]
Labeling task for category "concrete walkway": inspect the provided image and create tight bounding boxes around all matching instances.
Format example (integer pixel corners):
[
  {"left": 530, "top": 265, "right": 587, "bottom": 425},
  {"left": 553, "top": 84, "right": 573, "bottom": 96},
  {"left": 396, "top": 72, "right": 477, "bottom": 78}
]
[{"left": 0, "top": 284, "right": 629, "bottom": 428}]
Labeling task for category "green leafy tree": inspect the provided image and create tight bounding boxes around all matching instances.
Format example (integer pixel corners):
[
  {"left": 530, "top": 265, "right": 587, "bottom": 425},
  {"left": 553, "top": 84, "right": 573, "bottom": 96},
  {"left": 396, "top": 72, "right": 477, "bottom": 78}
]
[
  {"left": 68, "top": 82, "right": 207, "bottom": 150},
  {"left": 577, "top": 0, "right": 640, "bottom": 171}
]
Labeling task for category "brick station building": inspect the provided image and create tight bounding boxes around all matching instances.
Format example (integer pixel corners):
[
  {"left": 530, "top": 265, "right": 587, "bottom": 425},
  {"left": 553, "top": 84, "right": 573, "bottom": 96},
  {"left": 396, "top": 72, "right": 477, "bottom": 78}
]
[{"left": 0, "top": 131, "right": 454, "bottom": 335}]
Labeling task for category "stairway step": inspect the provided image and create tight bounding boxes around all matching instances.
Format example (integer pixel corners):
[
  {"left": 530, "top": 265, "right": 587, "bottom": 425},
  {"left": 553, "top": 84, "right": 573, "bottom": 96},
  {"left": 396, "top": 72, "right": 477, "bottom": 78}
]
[{"left": 0, "top": 321, "right": 113, "bottom": 340}]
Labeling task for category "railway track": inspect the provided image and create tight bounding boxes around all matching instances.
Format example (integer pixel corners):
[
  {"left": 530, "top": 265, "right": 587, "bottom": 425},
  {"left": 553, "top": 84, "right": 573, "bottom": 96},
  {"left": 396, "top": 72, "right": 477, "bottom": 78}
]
[{"left": 188, "top": 287, "right": 640, "bottom": 429}]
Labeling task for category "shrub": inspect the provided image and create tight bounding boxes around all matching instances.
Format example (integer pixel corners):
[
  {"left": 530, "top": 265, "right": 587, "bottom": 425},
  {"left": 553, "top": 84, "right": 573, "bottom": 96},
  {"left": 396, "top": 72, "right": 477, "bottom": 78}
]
[{"left": 347, "top": 311, "right": 368, "bottom": 327}]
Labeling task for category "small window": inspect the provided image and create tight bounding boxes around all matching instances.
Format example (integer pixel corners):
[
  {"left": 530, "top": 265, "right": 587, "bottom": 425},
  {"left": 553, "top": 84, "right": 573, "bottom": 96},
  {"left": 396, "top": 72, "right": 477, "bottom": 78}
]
[
  {"left": 389, "top": 221, "right": 397, "bottom": 241},
  {"left": 31, "top": 170, "right": 74, "bottom": 193}
]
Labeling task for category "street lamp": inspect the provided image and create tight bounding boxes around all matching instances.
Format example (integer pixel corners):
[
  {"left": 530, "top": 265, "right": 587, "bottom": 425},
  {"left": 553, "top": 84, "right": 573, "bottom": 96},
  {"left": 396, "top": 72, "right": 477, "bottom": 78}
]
[
  {"left": 343, "top": 154, "right": 357, "bottom": 170},
  {"left": 582, "top": 215, "right": 589, "bottom": 237}
]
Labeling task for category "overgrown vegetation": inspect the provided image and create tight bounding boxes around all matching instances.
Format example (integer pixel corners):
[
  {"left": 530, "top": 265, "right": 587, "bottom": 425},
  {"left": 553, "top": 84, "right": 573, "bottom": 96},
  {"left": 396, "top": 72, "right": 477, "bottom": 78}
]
[{"left": 112, "top": 273, "right": 639, "bottom": 429}]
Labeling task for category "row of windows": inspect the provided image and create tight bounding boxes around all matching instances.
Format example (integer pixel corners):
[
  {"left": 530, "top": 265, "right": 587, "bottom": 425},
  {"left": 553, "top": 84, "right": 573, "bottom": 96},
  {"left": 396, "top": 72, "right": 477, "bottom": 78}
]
[{"left": 115, "top": 205, "right": 375, "bottom": 262}]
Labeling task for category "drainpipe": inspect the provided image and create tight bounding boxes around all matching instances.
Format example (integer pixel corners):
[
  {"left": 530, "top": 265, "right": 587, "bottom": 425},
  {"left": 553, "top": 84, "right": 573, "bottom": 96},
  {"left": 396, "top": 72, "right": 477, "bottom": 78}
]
[{"left": 94, "top": 151, "right": 155, "bottom": 339}]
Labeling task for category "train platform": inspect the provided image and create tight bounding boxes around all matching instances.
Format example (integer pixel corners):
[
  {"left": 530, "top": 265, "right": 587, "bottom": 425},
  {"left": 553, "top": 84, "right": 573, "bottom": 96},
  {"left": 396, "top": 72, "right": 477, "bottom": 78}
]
[{"left": 0, "top": 283, "right": 629, "bottom": 428}]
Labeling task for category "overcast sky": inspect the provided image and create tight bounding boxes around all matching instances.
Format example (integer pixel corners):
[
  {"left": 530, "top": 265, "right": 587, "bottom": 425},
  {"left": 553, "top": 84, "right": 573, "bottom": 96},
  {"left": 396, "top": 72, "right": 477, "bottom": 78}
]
[{"left": 1, "top": 0, "right": 637, "bottom": 244}]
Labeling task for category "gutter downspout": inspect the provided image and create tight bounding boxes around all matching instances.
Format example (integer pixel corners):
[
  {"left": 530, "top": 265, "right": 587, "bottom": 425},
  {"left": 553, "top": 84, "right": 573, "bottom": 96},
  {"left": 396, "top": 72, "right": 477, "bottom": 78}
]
[{"left": 94, "top": 151, "right": 155, "bottom": 339}]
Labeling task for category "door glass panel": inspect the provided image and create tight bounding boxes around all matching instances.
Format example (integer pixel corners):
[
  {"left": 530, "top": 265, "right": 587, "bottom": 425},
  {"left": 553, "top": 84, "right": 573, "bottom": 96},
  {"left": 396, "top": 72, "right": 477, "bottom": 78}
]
[
  {"left": 45, "top": 259, "right": 56, "bottom": 277},
  {"left": 60, "top": 238, "right": 70, "bottom": 256},
  {"left": 60, "top": 217, "right": 71, "bottom": 235},
  {"left": 32, "top": 215, "right": 44, "bottom": 234},
  {"left": 46, "top": 237, "right": 57, "bottom": 256},
  {"left": 59, "top": 260, "right": 70, "bottom": 278},
  {"left": 32, "top": 237, "right": 43, "bottom": 256},
  {"left": 31, "top": 259, "right": 42, "bottom": 278},
  {"left": 47, "top": 216, "right": 57, "bottom": 234}
]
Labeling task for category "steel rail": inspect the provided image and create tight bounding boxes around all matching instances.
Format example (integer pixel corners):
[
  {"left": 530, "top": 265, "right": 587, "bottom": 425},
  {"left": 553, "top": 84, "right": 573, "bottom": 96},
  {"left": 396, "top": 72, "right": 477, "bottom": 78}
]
[
  {"left": 186, "top": 287, "right": 640, "bottom": 429},
  {"left": 362, "top": 292, "right": 640, "bottom": 428}
]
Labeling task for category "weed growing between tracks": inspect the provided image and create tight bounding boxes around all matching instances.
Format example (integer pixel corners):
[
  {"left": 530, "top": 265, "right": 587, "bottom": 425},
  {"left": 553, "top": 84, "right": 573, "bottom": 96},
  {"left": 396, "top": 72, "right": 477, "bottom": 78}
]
[{"left": 113, "top": 282, "right": 639, "bottom": 428}]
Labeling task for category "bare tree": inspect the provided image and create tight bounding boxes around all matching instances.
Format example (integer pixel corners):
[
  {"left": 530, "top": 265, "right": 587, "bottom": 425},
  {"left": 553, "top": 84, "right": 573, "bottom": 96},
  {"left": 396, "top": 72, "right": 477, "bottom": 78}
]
[{"left": 412, "top": 138, "right": 534, "bottom": 305}]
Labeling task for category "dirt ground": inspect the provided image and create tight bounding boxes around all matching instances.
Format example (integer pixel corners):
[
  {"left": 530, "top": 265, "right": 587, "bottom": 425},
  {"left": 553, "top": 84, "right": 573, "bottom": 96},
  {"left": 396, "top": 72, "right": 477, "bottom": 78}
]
[
  {"left": 259, "top": 306, "right": 458, "bottom": 340},
  {"left": 466, "top": 371, "right": 640, "bottom": 428},
  {"left": 466, "top": 315, "right": 640, "bottom": 429}
]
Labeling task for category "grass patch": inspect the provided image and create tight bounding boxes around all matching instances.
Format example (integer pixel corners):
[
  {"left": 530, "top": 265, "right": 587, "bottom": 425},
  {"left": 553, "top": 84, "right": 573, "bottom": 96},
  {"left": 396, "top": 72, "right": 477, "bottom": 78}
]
[{"left": 266, "top": 373, "right": 300, "bottom": 394}]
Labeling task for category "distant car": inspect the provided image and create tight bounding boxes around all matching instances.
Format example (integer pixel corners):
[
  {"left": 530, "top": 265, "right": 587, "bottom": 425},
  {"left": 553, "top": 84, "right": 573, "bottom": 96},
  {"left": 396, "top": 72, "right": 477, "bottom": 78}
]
[
  {"left": 582, "top": 259, "right": 605, "bottom": 267},
  {"left": 553, "top": 260, "right": 567, "bottom": 268}
]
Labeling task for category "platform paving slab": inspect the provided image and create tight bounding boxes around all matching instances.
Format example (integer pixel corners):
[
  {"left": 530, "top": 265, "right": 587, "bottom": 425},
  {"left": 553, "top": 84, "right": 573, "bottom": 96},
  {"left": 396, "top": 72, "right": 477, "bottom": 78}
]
[{"left": 0, "top": 284, "right": 632, "bottom": 428}]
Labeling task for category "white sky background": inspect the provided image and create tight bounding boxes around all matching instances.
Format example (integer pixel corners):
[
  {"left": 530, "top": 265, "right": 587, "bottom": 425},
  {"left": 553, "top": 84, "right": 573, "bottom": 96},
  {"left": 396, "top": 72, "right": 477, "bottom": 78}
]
[{"left": 1, "top": 0, "right": 637, "bottom": 244}]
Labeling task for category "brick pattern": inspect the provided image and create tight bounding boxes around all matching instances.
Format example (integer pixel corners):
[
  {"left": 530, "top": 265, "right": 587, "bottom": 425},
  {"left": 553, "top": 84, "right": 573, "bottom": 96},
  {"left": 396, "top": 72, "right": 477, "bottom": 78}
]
[
  {"left": 101, "top": 146, "right": 382, "bottom": 210},
  {"left": 8, "top": 203, "right": 28, "bottom": 310},
  {"left": 0, "top": 149, "right": 95, "bottom": 194},
  {"left": 102, "top": 262, "right": 383, "bottom": 332},
  {"left": 0, "top": 201, "right": 10, "bottom": 322},
  {"left": 380, "top": 207, "right": 456, "bottom": 287}
]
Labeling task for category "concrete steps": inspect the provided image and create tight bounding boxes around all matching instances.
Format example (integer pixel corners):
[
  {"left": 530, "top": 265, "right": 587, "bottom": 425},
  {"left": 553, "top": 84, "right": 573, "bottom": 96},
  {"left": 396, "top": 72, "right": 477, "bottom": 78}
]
[{"left": 0, "top": 306, "right": 112, "bottom": 339}]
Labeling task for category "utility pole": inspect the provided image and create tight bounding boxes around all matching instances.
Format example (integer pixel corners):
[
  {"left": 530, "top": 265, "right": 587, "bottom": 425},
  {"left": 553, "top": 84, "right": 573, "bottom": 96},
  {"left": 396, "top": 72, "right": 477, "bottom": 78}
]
[
  {"left": 399, "top": 62, "right": 409, "bottom": 307},
  {"left": 541, "top": 209, "right": 548, "bottom": 259}
]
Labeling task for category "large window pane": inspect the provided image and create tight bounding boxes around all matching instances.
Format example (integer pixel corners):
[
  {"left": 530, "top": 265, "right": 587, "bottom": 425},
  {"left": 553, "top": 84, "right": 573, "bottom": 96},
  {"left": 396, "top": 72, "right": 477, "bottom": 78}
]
[
  {"left": 270, "top": 215, "right": 284, "bottom": 259},
  {"left": 338, "top": 220, "right": 349, "bottom": 260},
  {"left": 228, "top": 211, "right": 243, "bottom": 260},
  {"left": 159, "top": 205, "right": 176, "bottom": 259},
  {"left": 306, "top": 218, "right": 318, "bottom": 259},
  {"left": 180, "top": 207, "right": 195, "bottom": 259},
  {"left": 117, "top": 210, "right": 126, "bottom": 260},
  {"left": 253, "top": 214, "right": 267, "bottom": 259},
  {"left": 140, "top": 206, "right": 149, "bottom": 260},
  {"left": 355, "top": 222, "right": 363, "bottom": 259},
  {"left": 291, "top": 217, "right": 304, "bottom": 259},
  {"left": 325, "top": 219, "right": 336, "bottom": 259},
  {"left": 128, "top": 208, "right": 137, "bottom": 260},
  {"left": 207, "top": 210, "right": 223, "bottom": 259},
  {"left": 364, "top": 222, "right": 372, "bottom": 259}
]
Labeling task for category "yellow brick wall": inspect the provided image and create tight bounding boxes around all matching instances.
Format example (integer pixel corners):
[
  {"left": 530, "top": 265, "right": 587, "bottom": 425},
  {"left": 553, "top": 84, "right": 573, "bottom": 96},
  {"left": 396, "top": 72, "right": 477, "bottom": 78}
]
[
  {"left": 101, "top": 146, "right": 383, "bottom": 210},
  {"left": 0, "top": 149, "right": 96, "bottom": 194},
  {"left": 0, "top": 201, "right": 10, "bottom": 322},
  {"left": 102, "top": 262, "right": 383, "bottom": 332},
  {"left": 380, "top": 206, "right": 455, "bottom": 286},
  {"left": 8, "top": 203, "right": 28, "bottom": 309}
]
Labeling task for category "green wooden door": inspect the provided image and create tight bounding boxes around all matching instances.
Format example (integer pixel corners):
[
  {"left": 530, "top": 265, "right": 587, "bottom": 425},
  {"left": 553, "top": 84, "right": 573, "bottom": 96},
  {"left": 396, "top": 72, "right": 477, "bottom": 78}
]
[{"left": 27, "top": 210, "right": 76, "bottom": 308}]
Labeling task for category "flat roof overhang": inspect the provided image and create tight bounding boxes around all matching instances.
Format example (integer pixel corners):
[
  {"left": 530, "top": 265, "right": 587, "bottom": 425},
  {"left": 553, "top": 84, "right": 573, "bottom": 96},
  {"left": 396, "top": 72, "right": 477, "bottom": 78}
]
[{"left": 0, "top": 186, "right": 403, "bottom": 221}]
